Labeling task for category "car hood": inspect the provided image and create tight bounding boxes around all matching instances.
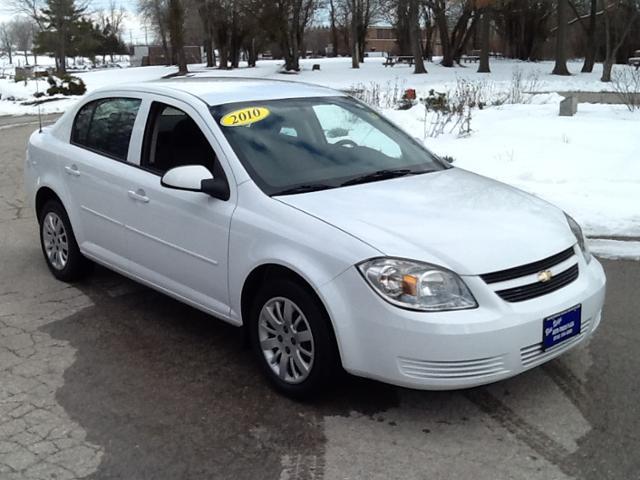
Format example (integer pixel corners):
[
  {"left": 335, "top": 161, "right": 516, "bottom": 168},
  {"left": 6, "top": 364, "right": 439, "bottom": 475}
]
[{"left": 277, "top": 168, "right": 576, "bottom": 275}]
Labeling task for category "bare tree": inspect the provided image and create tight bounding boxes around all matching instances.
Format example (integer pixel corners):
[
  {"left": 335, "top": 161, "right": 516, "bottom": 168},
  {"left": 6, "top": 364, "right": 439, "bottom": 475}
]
[
  {"left": 601, "top": 0, "right": 639, "bottom": 81},
  {"left": 342, "top": 0, "right": 383, "bottom": 66},
  {"left": 495, "top": 0, "right": 553, "bottom": 61},
  {"left": 10, "top": 18, "right": 36, "bottom": 65},
  {"left": 425, "top": 0, "right": 477, "bottom": 67},
  {"left": 192, "top": 0, "right": 215, "bottom": 66},
  {"left": 138, "top": 0, "right": 171, "bottom": 63},
  {"left": 0, "top": 23, "right": 16, "bottom": 65},
  {"left": 98, "top": 1, "right": 127, "bottom": 38},
  {"left": 7, "top": 0, "right": 45, "bottom": 28},
  {"left": 261, "top": 0, "right": 318, "bottom": 71}
]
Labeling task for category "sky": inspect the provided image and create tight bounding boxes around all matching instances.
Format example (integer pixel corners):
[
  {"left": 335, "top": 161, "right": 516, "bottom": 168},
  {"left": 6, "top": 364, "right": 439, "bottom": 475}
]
[{"left": 0, "top": 0, "right": 146, "bottom": 44}]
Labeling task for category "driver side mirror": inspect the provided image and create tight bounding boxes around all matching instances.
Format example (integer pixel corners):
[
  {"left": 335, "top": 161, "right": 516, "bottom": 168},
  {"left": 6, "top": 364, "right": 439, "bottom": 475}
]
[{"left": 160, "top": 165, "right": 230, "bottom": 201}]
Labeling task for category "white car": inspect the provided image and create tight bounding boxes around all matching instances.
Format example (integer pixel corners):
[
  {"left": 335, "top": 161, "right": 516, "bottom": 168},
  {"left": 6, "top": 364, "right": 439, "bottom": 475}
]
[{"left": 24, "top": 78, "right": 606, "bottom": 398}]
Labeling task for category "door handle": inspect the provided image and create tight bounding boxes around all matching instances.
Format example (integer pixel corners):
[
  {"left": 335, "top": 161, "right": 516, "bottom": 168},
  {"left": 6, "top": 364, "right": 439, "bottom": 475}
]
[
  {"left": 128, "top": 189, "right": 150, "bottom": 203},
  {"left": 64, "top": 165, "right": 80, "bottom": 177}
]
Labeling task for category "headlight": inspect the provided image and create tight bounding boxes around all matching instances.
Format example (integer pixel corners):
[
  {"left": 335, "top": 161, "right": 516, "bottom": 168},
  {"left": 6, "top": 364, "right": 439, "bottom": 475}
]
[
  {"left": 357, "top": 258, "right": 477, "bottom": 311},
  {"left": 565, "top": 213, "right": 592, "bottom": 263}
]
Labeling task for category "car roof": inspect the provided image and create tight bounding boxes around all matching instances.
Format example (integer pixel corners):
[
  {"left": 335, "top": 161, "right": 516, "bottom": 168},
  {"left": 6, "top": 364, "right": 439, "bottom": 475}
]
[{"left": 109, "top": 77, "right": 346, "bottom": 106}]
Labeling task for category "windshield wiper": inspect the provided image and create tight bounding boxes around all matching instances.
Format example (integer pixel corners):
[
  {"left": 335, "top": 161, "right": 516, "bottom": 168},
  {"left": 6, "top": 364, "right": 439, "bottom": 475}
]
[
  {"left": 340, "top": 169, "right": 414, "bottom": 187},
  {"left": 273, "top": 184, "right": 334, "bottom": 196}
]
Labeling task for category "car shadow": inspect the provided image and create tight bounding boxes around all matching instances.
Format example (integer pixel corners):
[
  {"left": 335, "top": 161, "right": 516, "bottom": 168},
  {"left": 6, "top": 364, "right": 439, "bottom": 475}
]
[
  {"left": 39, "top": 261, "right": 639, "bottom": 480},
  {"left": 41, "top": 266, "right": 400, "bottom": 479}
]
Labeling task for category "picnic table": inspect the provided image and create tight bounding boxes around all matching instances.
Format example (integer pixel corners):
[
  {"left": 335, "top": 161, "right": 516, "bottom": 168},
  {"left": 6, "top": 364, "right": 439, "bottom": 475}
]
[
  {"left": 462, "top": 49, "right": 481, "bottom": 63},
  {"left": 383, "top": 55, "right": 415, "bottom": 67},
  {"left": 629, "top": 50, "right": 640, "bottom": 70}
]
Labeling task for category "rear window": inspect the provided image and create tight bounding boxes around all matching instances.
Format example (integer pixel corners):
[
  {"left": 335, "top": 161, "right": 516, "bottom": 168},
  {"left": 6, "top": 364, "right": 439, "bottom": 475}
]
[{"left": 71, "top": 98, "right": 141, "bottom": 161}]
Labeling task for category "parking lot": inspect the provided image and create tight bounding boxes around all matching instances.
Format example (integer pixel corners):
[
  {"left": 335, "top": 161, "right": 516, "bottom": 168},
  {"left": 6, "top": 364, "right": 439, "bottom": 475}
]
[{"left": 1, "top": 115, "right": 639, "bottom": 480}]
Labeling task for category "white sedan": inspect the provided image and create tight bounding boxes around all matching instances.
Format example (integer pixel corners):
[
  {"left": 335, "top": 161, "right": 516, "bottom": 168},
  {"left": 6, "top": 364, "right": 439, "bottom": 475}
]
[{"left": 24, "top": 78, "right": 606, "bottom": 398}]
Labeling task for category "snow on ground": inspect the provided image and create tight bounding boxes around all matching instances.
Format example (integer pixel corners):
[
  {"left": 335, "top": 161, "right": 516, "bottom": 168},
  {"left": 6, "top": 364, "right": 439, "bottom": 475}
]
[
  {"left": 384, "top": 102, "right": 640, "bottom": 238},
  {"left": 590, "top": 239, "right": 640, "bottom": 260},
  {"left": 1, "top": 55, "right": 638, "bottom": 251},
  {"left": 0, "top": 56, "right": 628, "bottom": 113}
]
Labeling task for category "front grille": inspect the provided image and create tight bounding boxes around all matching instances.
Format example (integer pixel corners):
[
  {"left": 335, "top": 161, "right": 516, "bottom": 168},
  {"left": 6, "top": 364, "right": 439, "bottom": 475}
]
[
  {"left": 520, "top": 316, "right": 592, "bottom": 368},
  {"left": 481, "top": 247, "right": 575, "bottom": 284},
  {"left": 495, "top": 264, "right": 579, "bottom": 302},
  {"left": 398, "top": 355, "right": 508, "bottom": 380}
]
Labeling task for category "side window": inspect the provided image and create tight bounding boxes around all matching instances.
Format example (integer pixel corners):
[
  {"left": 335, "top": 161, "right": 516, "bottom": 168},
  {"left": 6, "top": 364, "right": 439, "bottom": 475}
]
[
  {"left": 142, "top": 103, "right": 217, "bottom": 174},
  {"left": 71, "top": 98, "right": 141, "bottom": 161}
]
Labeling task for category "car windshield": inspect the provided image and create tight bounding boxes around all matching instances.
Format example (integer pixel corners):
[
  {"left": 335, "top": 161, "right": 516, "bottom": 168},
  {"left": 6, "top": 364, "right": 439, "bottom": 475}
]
[{"left": 210, "top": 96, "right": 447, "bottom": 196}]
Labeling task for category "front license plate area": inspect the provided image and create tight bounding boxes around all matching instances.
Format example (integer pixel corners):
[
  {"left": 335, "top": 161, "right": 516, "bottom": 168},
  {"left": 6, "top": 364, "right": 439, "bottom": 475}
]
[{"left": 543, "top": 304, "right": 582, "bottom": 351}]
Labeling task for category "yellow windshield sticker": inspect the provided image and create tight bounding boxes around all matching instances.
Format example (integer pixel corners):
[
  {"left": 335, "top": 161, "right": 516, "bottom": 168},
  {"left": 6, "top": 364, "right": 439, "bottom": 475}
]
[{"left": 220, "top": 107, "right": 270, "bottom": 127}]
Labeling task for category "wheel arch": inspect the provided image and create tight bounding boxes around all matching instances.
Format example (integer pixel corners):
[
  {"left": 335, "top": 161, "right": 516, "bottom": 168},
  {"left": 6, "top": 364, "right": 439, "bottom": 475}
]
[
  {"left": 240, "top": 263, "right": 343, "bottom": 364},
  {"left": 35, "top": 186, "right": 64, "bottom": 220}
]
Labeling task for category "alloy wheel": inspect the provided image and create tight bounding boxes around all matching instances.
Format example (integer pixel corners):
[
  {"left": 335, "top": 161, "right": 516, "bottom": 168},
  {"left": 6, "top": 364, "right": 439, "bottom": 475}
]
[
  {"left": 42, "top": 212, "right": 69, "bottom": 270},
  {"left": 258, "top": 297, "right": 315, "bottom": 384}
]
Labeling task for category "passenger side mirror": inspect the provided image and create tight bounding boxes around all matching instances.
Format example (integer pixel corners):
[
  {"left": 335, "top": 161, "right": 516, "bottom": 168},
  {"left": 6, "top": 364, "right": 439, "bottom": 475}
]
[{"left": 160, "top": 165, "right": 230, "bottom": 200}]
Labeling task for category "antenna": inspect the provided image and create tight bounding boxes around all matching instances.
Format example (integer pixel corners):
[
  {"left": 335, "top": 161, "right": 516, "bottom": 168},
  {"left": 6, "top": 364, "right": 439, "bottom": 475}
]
[{"left": 34, "top": 71, "right": 43, "bottom": 133}]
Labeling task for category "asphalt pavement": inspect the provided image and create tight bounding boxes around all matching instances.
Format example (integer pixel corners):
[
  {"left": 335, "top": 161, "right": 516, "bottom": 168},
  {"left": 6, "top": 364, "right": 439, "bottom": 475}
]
[{"left": 1, "top": 115, "right": 638, "bottom": 480}]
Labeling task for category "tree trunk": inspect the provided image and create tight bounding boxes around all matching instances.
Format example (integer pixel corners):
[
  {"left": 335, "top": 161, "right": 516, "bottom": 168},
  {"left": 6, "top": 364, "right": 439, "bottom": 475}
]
[
  {"left": 358, "top": 31, "right": 366, "bottom": 63},
  {"left": 219, "top": 43, "right": 229, "bottom": 70},
  {"left": 409, "top": 0, "right": 426, "bottom": 73},
  {"left": 248, "top": 38, "right": 257, "bottom": 67},
  {"left": 581, "top": 0, "right": 597, "bottom": 72},
  {"left": 168, "top": 0, "right": 188, "bottom": 74},
  {"left": 205, "top": 37, "right": 214, "bottom": 67},
  {"left": 329, "top": 0, "right": 339, "bottom": 56},
  {"left": 351, "top": 0, "right": 359, "bottom": 68},
  {"left": 478, "top": 10, "right": 491, "bottom": 73},
  {"left": 552, "top": 0, "right": 571, "bottom": 75},
  {"left": 435, "top": 9, "right": 453, "bottom": 67},
  {"left": 424, "top": 9, "right": 433, "bottom": 61}
]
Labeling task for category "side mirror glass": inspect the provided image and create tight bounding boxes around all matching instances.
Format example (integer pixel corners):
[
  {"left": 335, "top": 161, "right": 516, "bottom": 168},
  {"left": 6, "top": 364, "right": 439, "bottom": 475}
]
[{"left": 161, "top": 165, "right": 230, "bottom": 200}]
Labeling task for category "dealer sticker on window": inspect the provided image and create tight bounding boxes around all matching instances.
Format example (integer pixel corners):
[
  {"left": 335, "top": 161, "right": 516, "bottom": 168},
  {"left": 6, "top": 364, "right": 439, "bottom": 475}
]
[{"left": 220, "top": 107, "right": 270, "bottom": 127}]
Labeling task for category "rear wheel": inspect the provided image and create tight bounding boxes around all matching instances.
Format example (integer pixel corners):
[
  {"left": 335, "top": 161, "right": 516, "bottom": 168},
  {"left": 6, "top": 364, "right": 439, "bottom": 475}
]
[
  {"left": 249, "top": 277, "right": 338, "bottom": 399},
  {"left": 39, "top": 200, "right": 92, "bottom": 282}
]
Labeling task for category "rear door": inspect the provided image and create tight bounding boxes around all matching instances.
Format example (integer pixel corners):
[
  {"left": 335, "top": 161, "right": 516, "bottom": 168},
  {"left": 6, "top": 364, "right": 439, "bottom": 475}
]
[{"left": 60, "top": 96, "right": 144, "bottom": 268}]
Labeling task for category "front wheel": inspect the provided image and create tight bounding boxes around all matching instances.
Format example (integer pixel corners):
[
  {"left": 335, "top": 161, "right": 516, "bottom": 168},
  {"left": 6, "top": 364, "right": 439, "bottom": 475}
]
[{"left": 249, "top": 278, "right": 338, "bottom": 399}]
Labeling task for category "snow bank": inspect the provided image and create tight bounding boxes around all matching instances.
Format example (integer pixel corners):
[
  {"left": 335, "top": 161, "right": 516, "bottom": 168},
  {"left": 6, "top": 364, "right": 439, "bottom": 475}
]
[{"left": 590, "top": 239, "right": 640, "bottom": 260}]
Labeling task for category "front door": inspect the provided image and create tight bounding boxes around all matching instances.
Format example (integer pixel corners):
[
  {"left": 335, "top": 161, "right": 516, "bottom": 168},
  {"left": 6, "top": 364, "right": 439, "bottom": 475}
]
[{"left": 122, "top": 100, "right": 234, "bottom": 317}]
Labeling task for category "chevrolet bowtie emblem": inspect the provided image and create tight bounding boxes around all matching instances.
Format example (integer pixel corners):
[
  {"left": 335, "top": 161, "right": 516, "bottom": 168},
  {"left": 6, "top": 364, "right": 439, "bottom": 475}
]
[{"left": 538, "top": 270, "right": 553, "bottom": 283}]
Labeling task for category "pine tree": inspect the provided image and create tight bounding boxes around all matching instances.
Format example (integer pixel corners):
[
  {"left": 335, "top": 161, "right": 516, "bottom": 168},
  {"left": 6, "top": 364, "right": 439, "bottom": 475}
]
[{"left": 36, "top": 0, "right": 85, "bottom": 73}]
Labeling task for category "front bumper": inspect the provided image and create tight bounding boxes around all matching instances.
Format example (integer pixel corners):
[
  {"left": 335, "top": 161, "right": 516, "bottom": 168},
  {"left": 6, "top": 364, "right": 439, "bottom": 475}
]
[{"left": 319, "top": 252, "right": 606, "bottom": 390}]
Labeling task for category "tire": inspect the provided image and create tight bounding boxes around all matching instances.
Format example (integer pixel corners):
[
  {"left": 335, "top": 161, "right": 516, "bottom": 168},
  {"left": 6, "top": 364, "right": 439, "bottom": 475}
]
[
  {"left": 38, "top": 200, "right": 93, "bottom": 282},
  {"left": 249, "top": 277, "right": 338, "bottom": 399}
]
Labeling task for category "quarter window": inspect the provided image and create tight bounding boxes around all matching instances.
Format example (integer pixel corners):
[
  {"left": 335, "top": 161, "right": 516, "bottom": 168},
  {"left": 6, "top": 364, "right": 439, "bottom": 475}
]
[{"left": 71, "top": 98, "right": 141, "bottom": 161}]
